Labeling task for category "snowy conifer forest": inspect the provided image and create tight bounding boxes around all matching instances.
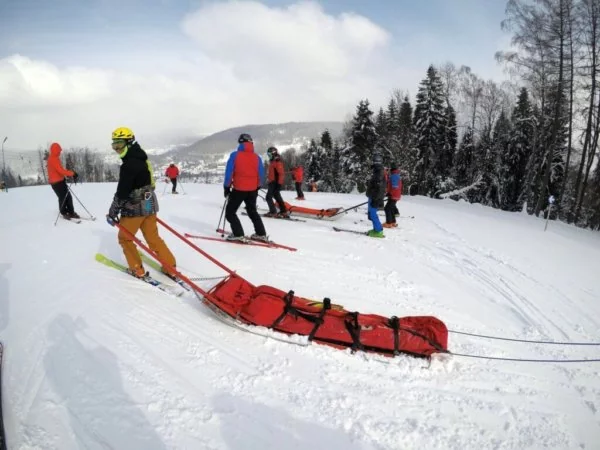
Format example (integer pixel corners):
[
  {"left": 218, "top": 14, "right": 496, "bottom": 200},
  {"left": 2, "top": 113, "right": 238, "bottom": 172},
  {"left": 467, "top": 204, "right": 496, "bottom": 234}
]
[{"left": 299, "top": 0, "right": 600, "bottom": 230}]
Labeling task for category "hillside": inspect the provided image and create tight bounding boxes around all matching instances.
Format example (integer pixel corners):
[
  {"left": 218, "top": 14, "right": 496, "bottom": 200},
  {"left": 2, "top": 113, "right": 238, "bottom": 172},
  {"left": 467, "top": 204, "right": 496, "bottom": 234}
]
[
  {"left": 1, "top": 183, "right": 599, "bottom": 449},
  {"left": 155, "top": 121, "right": 343, "bottom": 163}
]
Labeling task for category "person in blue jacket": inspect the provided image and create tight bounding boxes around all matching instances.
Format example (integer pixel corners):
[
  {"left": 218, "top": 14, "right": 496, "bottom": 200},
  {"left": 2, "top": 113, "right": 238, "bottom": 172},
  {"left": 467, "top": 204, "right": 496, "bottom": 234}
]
[
  {"left": 223, "top": 133, "right": 268, "bottom": 242},
  {"left": 366, "top": 152, "right": 386, "bottom": 238}
]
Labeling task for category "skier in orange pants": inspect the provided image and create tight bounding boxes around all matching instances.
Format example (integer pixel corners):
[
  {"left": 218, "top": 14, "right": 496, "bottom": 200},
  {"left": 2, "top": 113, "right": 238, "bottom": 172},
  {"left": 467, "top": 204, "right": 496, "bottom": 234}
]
[{"left": 106, "top": 127, "right": 177, "bottom": 278}]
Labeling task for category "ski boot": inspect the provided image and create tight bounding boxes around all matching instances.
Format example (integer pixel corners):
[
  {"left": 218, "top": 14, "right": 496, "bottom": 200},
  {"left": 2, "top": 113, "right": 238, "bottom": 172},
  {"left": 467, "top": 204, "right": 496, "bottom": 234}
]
[
  {"left": 367, "top": 230, "right": 385, "bottom": 238},
  {"left": 226, "top": 234, "right": 248, "bottom": 243},
  {"left": 127, "top": 266, "right": 148, "bottom": 279},
  {"left": 250, "top": 234, "right": 270, "bottom": 243}
]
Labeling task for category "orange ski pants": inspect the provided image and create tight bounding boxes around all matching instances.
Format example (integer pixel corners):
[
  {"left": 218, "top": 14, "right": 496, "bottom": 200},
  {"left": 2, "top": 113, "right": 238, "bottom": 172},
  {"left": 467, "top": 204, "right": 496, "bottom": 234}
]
[{"left": 118, "top": 214, "right": 176, "bottom": 274}]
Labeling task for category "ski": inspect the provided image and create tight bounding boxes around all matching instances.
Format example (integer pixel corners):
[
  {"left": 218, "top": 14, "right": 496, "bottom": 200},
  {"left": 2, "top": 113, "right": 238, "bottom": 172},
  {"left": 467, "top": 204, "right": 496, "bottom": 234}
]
[
  {"left": 333, "top": 227, "right": 369, "bottom": 236},
  {"left": 243, "top": 211, "right": 306, "bottom": 222},
  {"left": 215, "top": 229, "right": 297, "bottom": 252},
  {"left": 95, "top": 253, "right": 186, "bottom": 297},
  {"left": 61, "top": 216, "right": 82, "bottom": 224},
  {"left": 137, "top": 252, "right": 191, "bottom": 291},
  {"left": 0, "top": 342, "right": 5, "bottom": 450},
  {"left": 186, "top": 232, "right": 297, "bottom": 252}
]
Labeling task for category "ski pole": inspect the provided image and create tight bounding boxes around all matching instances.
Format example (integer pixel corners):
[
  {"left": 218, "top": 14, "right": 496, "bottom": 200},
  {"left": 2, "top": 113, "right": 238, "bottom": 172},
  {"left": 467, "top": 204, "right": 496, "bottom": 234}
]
[
  {"left": 217, "top": 197, "right": 227, "bottom": 232},
  {"left": 162, "top": 179, "right": 168, "bottom": 195},
  {"left": 330, "top": 200, "right": 369, "bottom": 218},
  {"left": 54, "top": 189, "right": 71, "bottom": 226},
  {"left": 67, "top": 184, "right": 96, "bottom": 220},
  {"left": 178, "top": 177, "right": 186, "bottom": 194}
]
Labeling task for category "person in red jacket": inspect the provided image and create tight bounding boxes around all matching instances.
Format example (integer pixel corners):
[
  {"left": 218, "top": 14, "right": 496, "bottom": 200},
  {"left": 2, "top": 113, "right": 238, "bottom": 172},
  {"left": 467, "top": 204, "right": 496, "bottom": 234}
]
[
  {"left": 291, "top": 165, "right": 305, "bottom": 200},
  {"left": 223, "top": 133, "right": 268, "bottom": 241},
  {"left": 46, "top": 142, "right": 80, "bottom": 220},
  {"left": 265, "top": 147, "right": 288, "bottom": 217},
  {"left": 383, "top": 162, "right": 403, "bottom": 228},
  {"left": 165, "top": 163, "right": 180, "bottom": 194}
]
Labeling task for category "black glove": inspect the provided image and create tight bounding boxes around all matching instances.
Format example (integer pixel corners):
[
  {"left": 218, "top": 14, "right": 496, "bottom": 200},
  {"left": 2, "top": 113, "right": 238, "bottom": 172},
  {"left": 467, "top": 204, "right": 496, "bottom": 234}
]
[
  {"left": 106, "top": 214, "right": 119, "bottom": 226},
  {"left": 224, "top": 186, "right": 231, "bottom": 198},
  {"left": 72, "top": 172, "right": 79, "bottom": 183}
]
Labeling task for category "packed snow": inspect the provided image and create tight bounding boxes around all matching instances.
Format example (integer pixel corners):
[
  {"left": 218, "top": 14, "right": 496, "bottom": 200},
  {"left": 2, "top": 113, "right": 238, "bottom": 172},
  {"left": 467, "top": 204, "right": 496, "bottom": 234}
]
[{"left": 1, "top": 182, "right": 599, "bottom": 450}]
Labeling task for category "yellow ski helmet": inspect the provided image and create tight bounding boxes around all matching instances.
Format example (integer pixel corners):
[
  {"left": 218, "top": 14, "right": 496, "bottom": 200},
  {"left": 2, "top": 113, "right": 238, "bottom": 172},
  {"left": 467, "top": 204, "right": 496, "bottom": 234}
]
[{"left": 112, "top": 127, "right": 135, "bottom": 140}]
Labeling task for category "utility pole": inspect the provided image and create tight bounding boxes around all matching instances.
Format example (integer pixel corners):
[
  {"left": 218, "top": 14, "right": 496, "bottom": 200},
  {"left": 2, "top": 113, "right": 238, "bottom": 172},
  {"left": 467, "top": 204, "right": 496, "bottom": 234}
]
[{"left": 1, "top": 136, "right": 7, "bottom": 177}]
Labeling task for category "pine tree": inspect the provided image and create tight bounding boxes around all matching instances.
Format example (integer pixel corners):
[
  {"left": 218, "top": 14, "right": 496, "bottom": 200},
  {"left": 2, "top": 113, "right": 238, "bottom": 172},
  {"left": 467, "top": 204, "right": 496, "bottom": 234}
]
[
  {"left": 375, "top": 107, "right": 387, "bottom": 140},
  {"left": 342, "top": 99, "right": 378, "bottom": 192},
  {"left": 471, "top": 126, "right": 496, "bottom": 205},
  {"left": 413, "top": 65, "right": 446, "bottom": 195},
  {"left": 397, "top": 96, "right": 415, "bottom": 178},
  {"left": 501, "top": 87, "right": 533, "bottom": 211},
  {"left": 439, "top": 104, "right": 457, "bottom": 181},
  {"left": 304, "top": 139, "right": 323, "bottom": 183},
  {"left": 320, "top": 129, "right": 333, "bottom": 151},
  {"left": 484, "top": 110, "right": 512, "bottom": 208},
  {"left": 386, "top": 98, "right": 399, "bottom": 139},
  {"left": 454, "top": 126, "right": 475, "bottom": 187},
  {"left": 322, "top": 143, "right": 342, "bottom": 193}
]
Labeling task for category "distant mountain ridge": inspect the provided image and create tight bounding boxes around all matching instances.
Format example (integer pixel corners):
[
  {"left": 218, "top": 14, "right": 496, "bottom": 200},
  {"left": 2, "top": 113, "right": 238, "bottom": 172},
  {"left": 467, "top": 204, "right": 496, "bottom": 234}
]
[{"left": 156, "top": 121, "right": 343, "bottom": 164}]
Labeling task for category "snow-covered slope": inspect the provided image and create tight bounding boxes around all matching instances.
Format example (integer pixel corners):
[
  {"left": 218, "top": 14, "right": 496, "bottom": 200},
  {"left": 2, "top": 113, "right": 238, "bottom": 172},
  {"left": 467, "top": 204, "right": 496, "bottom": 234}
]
[{"left": 1, "top": 183, "right": 599, "bottom": 449}]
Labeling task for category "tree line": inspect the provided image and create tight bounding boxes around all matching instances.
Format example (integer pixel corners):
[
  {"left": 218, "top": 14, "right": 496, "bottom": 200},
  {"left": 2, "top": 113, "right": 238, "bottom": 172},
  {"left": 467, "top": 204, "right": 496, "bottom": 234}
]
[
  {"left": 295, "top": 0, "right": 600, "bottom": 230},
  {"left": 0, "top": 147, "right": 118, "bottom": 188}
]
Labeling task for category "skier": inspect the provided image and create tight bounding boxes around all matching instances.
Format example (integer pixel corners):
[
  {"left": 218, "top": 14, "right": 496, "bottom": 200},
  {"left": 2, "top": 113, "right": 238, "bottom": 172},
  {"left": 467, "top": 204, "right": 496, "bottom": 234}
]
[
  {"left": 105, "top": 127, "right": 178, "bottom": 279},
  {"left": 265, "top": 147, "right": 288, "bottom": 217},
  {"left": 165, "top": 163, "right": 180, "bottom": 194},
  {"left": 383, "top": 162, "right": 402, "bottom": 228},
  {"left": 291, "top": 165, "right": 305, "bottom": 200},
  {"left": 0, "top": 180, "right": 6, "bottom": 193},
  {"left": 310, "top": 180, "right": 318, "bottom": 192},
  {"left": 366, "top": 153, "right": 386, "bottom": 238},
  {"left": 47, "top": 142, "right": 80, "bottom": 220},
  {"left": 223, "top": 133, "right": 269, "bottom": 242}
]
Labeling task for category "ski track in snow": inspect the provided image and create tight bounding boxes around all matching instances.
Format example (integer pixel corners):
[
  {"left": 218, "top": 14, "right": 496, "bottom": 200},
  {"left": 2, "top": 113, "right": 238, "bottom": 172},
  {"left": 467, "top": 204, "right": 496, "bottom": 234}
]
[{"left": 1, "top": 183, "right": 600, "bottom": 449}]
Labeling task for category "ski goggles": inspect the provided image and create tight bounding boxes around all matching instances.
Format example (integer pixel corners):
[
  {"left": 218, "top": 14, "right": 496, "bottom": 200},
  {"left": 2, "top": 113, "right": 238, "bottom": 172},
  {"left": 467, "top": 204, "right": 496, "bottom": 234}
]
[{"left": 111, "top": 139, "right": 127, "bottom": 151}]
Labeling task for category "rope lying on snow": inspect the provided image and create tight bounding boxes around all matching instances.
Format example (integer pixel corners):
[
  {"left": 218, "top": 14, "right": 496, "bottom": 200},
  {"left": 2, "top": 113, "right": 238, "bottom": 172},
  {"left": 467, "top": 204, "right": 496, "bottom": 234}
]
[
  {"left": 449, "top": 329, "right": 600, "bottom": 346},
  {"left": 188, "top": 275, "right": 229, "bottom": 282},
  {"left": 448, "top": 352, "right": 600, "bottom": 363}
]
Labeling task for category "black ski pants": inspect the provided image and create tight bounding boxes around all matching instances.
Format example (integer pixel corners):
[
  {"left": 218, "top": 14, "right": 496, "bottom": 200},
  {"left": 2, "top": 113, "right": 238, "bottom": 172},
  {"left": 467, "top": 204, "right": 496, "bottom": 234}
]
[
  {"left": 225, "top": 189, "right": 266, "bottom": 237},
  {"left": 266, "top": 182, "right": 286, "bottom": 214},
  {"left": 384, "top": 198, "right": 397, "bottom": 224},
  {"left": 170, "top": 177, "right": 177, "bottom": 193},
  {"left": 51, "top": 179, "right": 75, "bottom": 215},
  {"left": 295, "top": 182, "right": 304, "bottom": 199}
]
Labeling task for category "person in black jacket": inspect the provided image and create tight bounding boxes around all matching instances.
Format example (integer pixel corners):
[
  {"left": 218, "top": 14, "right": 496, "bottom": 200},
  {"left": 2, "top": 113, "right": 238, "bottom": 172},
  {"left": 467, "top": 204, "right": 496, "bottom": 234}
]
[
  {"left": 106, "top": 127, "right": 177, "bottom": 279},
  {"left": 366, "top": 152, "right": 386, "bottom": 238}
]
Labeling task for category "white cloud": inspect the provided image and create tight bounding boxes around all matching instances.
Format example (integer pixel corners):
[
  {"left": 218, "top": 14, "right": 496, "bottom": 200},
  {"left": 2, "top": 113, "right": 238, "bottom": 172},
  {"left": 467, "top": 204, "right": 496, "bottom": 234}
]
[
  {"left": 0, "top": 1, "right": 423, "bottom": 151},
  {"left": 182, "top": 1, "right": 389, "bottom": 79}
]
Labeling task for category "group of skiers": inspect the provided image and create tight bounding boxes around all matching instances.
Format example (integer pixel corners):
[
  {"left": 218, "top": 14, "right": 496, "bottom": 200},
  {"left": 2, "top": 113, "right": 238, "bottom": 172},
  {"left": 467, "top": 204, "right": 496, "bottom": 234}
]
[
  {"left": 47, "top": 128, "right": 402, "bottom": 280},
  {"left": 222, "top": 135, "right": 312, "bottom": 241}
]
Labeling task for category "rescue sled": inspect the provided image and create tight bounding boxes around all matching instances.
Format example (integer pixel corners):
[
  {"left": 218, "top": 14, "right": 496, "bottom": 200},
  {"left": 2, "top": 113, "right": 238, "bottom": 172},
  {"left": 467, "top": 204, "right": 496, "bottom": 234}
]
[
  {"left": 206, "top": 275, "right": 448, "bottom": 358},
  {"left": 283, "top": 202, "right": 343, "bottom": 220},
  {"left": 122, "top": 218, "right": 449, "bottom": 360}
]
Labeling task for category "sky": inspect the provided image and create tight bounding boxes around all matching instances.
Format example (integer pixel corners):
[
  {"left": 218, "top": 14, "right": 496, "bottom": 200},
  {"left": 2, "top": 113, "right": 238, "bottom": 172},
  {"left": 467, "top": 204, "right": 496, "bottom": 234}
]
[{"left": 0, "top": 0, "right": 513, "bottom": 150}]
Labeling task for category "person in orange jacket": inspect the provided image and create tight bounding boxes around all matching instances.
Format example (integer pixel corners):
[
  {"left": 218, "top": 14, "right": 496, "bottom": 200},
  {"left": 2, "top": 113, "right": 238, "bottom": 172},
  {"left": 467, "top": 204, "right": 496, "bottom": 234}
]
[
  {"left": 165, "top": 163, "right": 180, "bottom": 194},
  {"left": 265, "top": 147, "right": 288, "bottom": 217},
  {"left": 383, "top": 162, "right": 403, "bottom": 228},
  {"left": 291, "top": 165, "right": 305, "bottom": 200},
  {"left": 47, "top": 142, "right": 80, "bottom": 220}
]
